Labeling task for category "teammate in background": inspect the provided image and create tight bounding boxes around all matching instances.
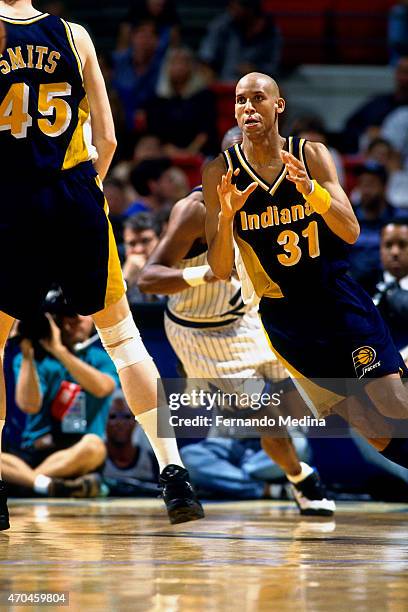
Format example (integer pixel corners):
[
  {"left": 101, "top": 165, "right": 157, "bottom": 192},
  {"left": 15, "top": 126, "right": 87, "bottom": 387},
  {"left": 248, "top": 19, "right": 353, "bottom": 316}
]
[
  {"left": 204, "top": 72, "right": 408, "bottom": 476},
  {"left": 0, "top": 0, "right": 203, "bottom": 530},
  {"left": 139, "top": 127, "right": 335, "bottom": 516}
]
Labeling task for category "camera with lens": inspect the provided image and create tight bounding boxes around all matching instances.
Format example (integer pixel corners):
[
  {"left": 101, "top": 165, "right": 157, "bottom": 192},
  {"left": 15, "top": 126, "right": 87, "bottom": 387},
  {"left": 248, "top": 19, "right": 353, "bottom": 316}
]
[{"left": 16, "top": 288, "right": 77, "bottom": 345}]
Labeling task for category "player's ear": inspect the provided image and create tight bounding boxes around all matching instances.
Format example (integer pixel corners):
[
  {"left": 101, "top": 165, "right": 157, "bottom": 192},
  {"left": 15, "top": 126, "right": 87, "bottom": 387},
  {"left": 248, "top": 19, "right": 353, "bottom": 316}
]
[{"left": 275, "top": 98, "right": 285, "bottom": 114}]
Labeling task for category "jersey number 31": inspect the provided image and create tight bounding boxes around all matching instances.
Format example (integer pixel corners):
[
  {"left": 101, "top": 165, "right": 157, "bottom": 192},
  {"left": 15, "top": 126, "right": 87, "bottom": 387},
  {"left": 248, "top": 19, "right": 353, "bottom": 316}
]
[{"left": 0, "top": 82, "right": 72, "bottom": 139}]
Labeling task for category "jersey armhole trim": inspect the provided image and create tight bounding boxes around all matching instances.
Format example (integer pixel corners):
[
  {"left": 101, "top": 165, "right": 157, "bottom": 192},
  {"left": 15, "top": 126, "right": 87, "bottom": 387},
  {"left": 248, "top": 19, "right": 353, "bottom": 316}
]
[
  {"left": 223, "top": 149, "right": 233, "bottom": 172},
  {"left": 61, "top": 19, "right": 83, "bottom": 79},
  {"left": 300, "top": 138, "right": 312, "bottom": 180}
]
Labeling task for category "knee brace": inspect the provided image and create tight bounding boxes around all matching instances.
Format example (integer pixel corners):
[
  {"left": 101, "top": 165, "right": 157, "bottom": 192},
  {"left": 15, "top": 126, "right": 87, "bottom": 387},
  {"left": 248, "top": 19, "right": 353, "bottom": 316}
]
[{"left": 96, "top": 313, "right": 150, "bottom": 372}]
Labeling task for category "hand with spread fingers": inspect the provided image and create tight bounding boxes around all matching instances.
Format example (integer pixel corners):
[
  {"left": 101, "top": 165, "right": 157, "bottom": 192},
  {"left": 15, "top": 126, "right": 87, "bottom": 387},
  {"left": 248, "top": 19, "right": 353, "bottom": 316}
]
[
  {"left": 217, "top": 168, "right": 258, "bottom": 220},
  {"left": 281, "top": 150, "right": 313, "bottom": 196}
]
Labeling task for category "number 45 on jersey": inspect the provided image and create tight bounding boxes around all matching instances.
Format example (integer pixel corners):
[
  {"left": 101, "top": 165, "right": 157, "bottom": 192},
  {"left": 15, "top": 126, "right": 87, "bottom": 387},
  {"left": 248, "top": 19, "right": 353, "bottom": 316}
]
[{"left": 0, "top": 81, "right": 72, "bottom": 139}]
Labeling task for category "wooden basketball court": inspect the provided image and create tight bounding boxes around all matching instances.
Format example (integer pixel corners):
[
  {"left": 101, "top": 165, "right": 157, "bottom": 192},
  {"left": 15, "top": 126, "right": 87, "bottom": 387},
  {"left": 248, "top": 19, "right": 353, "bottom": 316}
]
[{"left": 0, "top": 499, "right": 407, "bottom": 610}]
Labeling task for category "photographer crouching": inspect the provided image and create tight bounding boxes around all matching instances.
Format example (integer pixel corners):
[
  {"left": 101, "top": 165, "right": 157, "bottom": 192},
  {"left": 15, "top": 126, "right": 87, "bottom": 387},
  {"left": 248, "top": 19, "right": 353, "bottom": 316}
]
[{"left": 2, "top": 291, "right": 118, "bottom": 497}]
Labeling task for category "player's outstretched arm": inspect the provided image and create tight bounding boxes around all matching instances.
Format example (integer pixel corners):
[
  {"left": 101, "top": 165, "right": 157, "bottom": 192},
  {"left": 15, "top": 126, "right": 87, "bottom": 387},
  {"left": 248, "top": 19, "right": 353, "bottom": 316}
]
[
  {"left": 203, "top": 156, "right": 257, "bottom": 280},
  {"left": 281, "top": 143, "right": 360, "bottom": 244},
  {"left": 70, "top": 23, "right": 117, "bottom": 180},
  {"left": 139, "top": 194, "right": 217, "bottom": 295}
]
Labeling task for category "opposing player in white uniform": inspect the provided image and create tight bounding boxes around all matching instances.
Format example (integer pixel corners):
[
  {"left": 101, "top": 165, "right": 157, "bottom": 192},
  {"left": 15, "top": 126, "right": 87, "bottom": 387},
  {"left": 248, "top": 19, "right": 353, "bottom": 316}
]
[{"left": 139, "top": 128, "right": 335, "bottom": 516}]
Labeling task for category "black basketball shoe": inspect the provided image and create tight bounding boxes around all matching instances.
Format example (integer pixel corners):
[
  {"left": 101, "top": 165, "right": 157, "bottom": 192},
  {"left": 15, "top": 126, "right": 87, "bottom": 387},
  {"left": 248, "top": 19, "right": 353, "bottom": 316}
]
[
  {"left": 0, "top": 480, "right": 10, "bottom": 531},
  {"left": 290, "top": 470, "right": 336, "bottom": 517},
  {"left": 159, "top": 464, "right": 205, "bottom": 525}
]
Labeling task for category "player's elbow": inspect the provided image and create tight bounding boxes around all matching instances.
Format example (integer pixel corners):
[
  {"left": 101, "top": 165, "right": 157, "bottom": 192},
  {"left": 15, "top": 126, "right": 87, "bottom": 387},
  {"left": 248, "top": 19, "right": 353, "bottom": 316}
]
[
  {"left": 104, "top": 134, "right": 117, "bottom": 153},
  {"left": 137, "top": 278, "right": 153, "bottom": 294},
  {"left": 207, "top": 259, "right": 230, "bottom": 281},
  {"left": 213, "top": 269, "right": 230, "bottom": 281},
  {"left": 137, "top": 269, "right": 156, "bottom": 294},
  {"left": 344, "top": 221, "right": 360, "bottom": 245},
  {"left": 96, "top": 131, "right": 117, "bottom": 154}
]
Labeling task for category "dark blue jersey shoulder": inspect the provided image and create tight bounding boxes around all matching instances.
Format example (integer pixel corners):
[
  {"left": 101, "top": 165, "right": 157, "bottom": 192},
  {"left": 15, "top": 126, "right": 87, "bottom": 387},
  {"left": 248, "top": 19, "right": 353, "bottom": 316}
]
[
  {"left": 0, "top": 13, "right": 91, "bottom": 176},
  {"left": 222, "top": 136, "right": 350, "bottom": 298}
]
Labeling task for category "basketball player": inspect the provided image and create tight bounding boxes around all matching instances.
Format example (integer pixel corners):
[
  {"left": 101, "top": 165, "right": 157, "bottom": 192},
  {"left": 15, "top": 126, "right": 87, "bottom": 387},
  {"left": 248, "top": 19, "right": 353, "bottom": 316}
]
[
  {"left": 204, "top": 72, "right": 408, "bottom": 474},
  {"left": 138, "top": 127, "right": 335, "bottom": 516},
  {"left": 0, "top": 0, "right": 203, "bottom": 530}
]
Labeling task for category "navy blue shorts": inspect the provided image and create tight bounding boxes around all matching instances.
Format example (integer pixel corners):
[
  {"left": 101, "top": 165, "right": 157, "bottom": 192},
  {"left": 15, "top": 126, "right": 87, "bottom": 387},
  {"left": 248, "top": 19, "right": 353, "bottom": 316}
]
[
  {"left": 0, "top": 162, "right": 125, "bottom": 319},
  {"left": 259, "top": 273, "right": 407, "bottom": 409}
]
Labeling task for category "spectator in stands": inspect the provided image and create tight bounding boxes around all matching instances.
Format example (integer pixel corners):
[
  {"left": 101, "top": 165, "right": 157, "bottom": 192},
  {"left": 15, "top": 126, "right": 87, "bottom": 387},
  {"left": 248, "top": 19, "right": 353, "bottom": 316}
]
[
  {"left": 110, "top": 135, "right": 164, "bottom": 192},
  {"left": 291, "top": 114, "right": 345, "bottom": 186},
  {"left": 349, "top": 161, "right": 404, "bottom": 292},
  {"left": 1, "top": 297, "right": 117, "bottom": 498},
  {"left": 198, "top": 0, "right": 281, "bottom": 82},
  {"left": 102, "top": 390, "right": 157, "bottom": 495},
  {"left": 373, "top": 218, "right": 408, "bottom": 357},
  {"left": 112, "top": 19, "right": 168, "bottom": 130},
  {"left": 122, "top": 212, "right": 165, "bottom": 305},
  {"left": 180, "top": 435, "right": 311, "bottom": 501},
  {"left": 144, "top": 47, "right": 218, "bottom": 156},
  {"left": 129, "top": 158, "right": 189, "bottom": 215},
  {"left": 105, "top": 177, "right": 129, "bottom": 220},
  {"left": 365, "top": 137, "right": 408, "bottom": 209},
  {"left": 116, "top": 0, "right": 180, "bottom": 52},
  {"left": 104, "top": 177, "right": 131, "bottom": 254},
  {"left": 381, "top": 106, "right": 408, "bottom": 168},
  {"left": 365, "top": 137, "right": 397, "bottom": 168},
  {"left": 343, "top": 56, "right": 408, "bottom": 153},
  {"left": 388, "top": 1, "right": 408, "bottom": 65},
  {"left": 133, "top": 135, "right": 163, "bottom": 165}
]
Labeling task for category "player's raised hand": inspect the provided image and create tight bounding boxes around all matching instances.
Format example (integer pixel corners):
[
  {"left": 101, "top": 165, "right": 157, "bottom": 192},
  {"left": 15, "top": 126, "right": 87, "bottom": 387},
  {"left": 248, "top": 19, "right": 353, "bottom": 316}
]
[
  {"left": 281, "top": 150, "right": 313, "bottom": 196},
  {"left": 217, "top": 168, "right": 257, "bottom": 219}
]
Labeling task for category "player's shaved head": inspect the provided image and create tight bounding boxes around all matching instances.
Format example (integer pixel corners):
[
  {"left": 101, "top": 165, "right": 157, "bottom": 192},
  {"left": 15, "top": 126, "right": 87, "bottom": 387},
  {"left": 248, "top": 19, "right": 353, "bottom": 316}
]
[
  {"left": 236, "top": 72, "right": 280, "bottom": 96},
  {"left": 234, "top": 72, "right": 284, "bottom": 136}
]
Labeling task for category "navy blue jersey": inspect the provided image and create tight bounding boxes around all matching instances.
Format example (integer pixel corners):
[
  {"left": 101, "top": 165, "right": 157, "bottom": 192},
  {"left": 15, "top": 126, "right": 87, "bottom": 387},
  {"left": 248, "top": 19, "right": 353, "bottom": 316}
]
[
  {"left": 0, "top": 13, "right": 93, "bottom": 177},
  {"left": 223, "top": 136, "right": 349, "bottom": 299}
]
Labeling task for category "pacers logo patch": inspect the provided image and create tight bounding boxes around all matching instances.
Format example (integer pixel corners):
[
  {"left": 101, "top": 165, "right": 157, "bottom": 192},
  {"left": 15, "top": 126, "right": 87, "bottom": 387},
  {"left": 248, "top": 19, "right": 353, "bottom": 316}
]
[{"left": 352, "top": 346, "right": 380, "bottom": 378}]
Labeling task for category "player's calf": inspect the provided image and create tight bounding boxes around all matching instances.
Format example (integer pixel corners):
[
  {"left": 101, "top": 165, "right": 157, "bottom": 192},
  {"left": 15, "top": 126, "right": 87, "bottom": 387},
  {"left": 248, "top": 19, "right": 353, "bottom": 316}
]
[
  {"left": 95, "top": 305, "right": 205, "bottom": 524},
  {"left": 366, "top": 375, "right": 408, "bottom": 420}
]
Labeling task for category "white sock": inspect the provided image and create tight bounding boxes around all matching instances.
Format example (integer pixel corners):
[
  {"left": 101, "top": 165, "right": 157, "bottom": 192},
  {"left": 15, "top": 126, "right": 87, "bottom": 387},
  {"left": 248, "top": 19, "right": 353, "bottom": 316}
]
[
  {"left": 135, "top": 407, "right": 184, "bottom": 473},
  {"left": 287, "top": 462, "right": 314, "bottom": 484},
  {"left": 33, "top": 474, "right": 52, "bottom": 495},
  {"left": 0, "top": 419, "right": 4, "bottom": 481}
]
